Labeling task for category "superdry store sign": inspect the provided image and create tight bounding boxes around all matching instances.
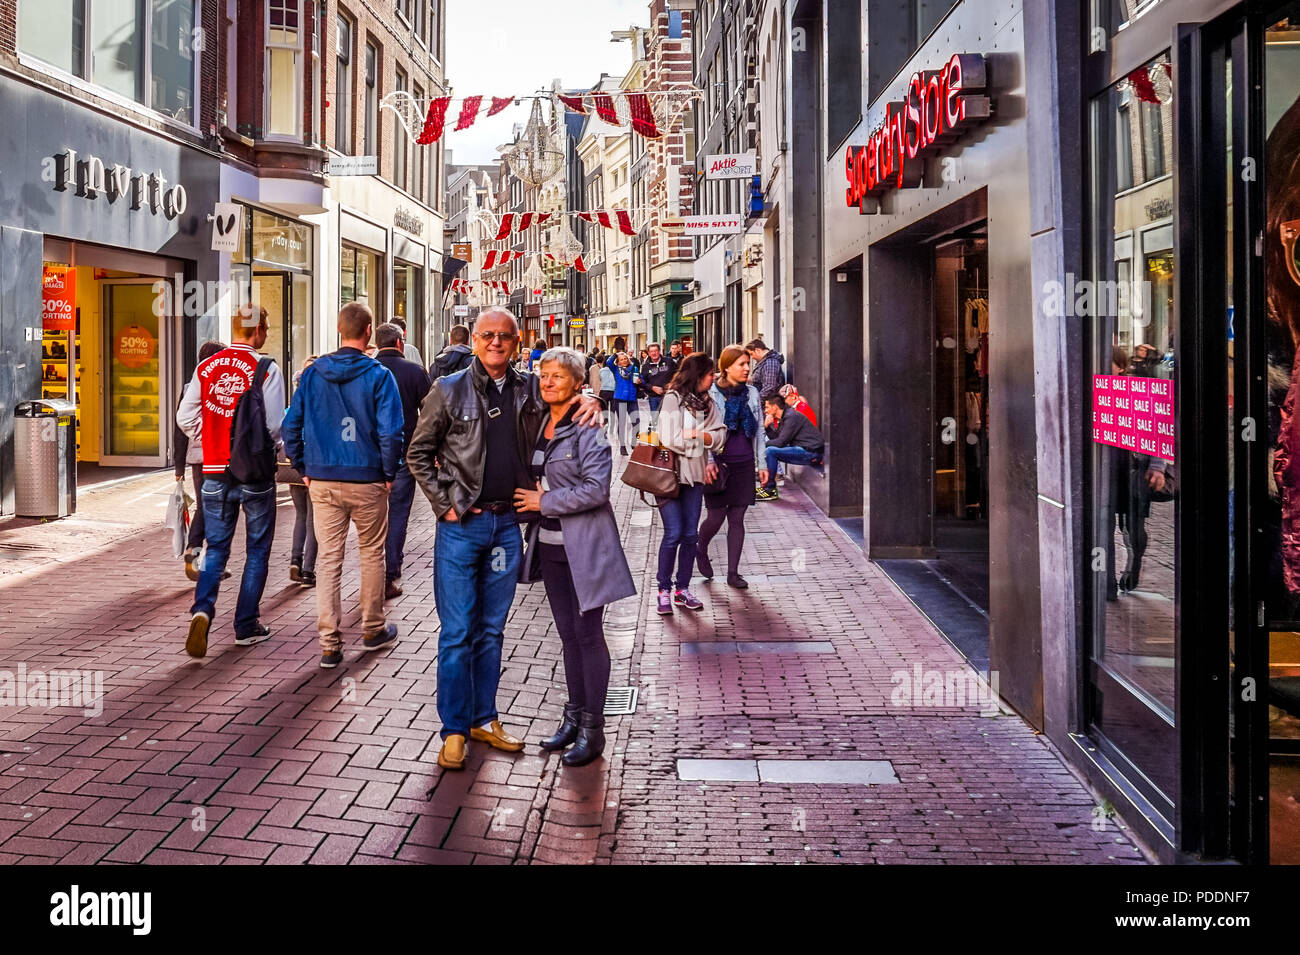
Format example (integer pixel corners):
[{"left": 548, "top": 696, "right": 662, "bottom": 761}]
[{"left": 844, "top": 53, "right": 991, "bottom": 212}]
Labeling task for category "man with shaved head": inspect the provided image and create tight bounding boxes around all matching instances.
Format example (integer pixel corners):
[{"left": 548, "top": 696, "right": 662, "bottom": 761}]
[{"left": 406, "top": 308, "right": 605, "bottom": 769}]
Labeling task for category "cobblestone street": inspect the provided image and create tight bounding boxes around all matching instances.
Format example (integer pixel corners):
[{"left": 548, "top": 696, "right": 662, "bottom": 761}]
[{"left": 0, "top": 471, "right": 1147, "bottom": 864}]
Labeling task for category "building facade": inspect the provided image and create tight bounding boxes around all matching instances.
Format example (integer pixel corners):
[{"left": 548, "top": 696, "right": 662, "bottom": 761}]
[{"left": 778, "top": 0, "right": 1300, "bottom": 865}]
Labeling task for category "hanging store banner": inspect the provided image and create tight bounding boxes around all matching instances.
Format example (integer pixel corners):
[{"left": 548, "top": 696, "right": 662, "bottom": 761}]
[
  {"left": 676, "top": 215, "right": 745, "bottom": 236},
  {"left": 42, "top": 265, "right": 76, "bottom": 331},
  {"left": 1091, "top": 374, "right": 1174, "bottom": 462},
  {"left": 704, "top": 151, "right": 756, "bottom": 179}
]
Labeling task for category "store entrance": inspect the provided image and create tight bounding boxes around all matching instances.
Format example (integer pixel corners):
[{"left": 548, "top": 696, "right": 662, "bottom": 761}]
[
  {"left": 251, "top": 270, "right": 310, "bottom": 403},
  {"left": 41, "top": 250, "right": 181, "bottom": 473}
]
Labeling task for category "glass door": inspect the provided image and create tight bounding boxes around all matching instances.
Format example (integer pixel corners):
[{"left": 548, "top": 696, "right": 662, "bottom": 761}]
[
  {"left": 101, "top": 280, "right": 170, "bottom": 467},
  {"left": 1086, "top": 49, "right": 1179, "bottom": 821},
  {"left": 253, "top": 270, "right": 305, "bottom": 403}
]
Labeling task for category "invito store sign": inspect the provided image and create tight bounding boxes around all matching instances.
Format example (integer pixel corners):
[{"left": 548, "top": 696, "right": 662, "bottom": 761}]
[
  {"left": 1092, "top": 375, "right": 1175, "bottom": 462},
  {"left": 844, "top": 53, "right": 991, "bottom": 212}
]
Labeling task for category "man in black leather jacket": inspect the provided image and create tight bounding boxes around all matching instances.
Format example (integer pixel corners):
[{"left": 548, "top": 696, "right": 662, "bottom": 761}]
[{"left": 406, "top": 308, "right": 602, "bottom": 769}]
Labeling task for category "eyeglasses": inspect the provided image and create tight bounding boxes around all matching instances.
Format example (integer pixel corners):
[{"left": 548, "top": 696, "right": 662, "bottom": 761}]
[{"left": 476, "top": 331, "right": 518, "bottom": 343}]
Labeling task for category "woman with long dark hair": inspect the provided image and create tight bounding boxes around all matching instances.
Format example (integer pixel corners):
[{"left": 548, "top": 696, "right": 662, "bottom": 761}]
[
  {"left": 653, "top": 354, "right": 727, "bottom": 614},
  {"left": 697, "top": 345, "right": 769, "bottom": 588}
]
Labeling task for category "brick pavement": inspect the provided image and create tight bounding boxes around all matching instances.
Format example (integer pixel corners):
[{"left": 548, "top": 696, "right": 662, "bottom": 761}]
[{"left": 0, "top": 460, "right": 1147, "bottom": 865}]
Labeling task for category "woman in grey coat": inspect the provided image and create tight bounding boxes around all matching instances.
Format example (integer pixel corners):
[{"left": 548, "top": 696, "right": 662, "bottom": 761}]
[{"left": 515, "top": 347, "right": 637, "bottom": 766}]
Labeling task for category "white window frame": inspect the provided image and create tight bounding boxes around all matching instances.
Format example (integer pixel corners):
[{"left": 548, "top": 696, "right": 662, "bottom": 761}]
[
  {"left": 17, "top": 0, "right": 201, "bottom": 131},
  {"left": 265, "top": 0, "right": 304, "bottom": 141}
]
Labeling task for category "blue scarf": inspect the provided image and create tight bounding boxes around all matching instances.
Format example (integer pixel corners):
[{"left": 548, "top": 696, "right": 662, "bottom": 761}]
[{"left": 719, "top": 383, "right": 757, "bottom": 438}]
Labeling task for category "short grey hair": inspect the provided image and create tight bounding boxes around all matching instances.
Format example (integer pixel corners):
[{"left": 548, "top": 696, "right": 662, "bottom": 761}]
[
  {"left": 473, "top": 307, "right": 519, "bottom": 334},
  {"left": 537, "top": 347, "right": 587, "bottom": 385}
]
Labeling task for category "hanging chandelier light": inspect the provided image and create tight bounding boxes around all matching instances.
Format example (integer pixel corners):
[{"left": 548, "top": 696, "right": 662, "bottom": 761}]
[
  {"left": 546, "top": 218, "right": 584, "bottom": 265},
  {"left": 502, "top": 99, "right": 565, "bottom": 187},
  {"left": 522, "top": 254, "right": 547, "bottom": 294}
]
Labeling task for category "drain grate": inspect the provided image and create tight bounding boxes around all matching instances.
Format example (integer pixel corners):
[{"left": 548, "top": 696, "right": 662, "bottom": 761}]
[{"left": 604, "top": 686, "right": 638, "bottom": 716}]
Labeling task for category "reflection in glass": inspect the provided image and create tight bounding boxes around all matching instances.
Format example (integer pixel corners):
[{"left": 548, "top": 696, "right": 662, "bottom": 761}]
[
  {"left": 1264, "top": 15, "right": 1300, "bottom": 866},
  {"left": 92, "top": 0, "right": 144, "bottom": 101},
  {"left": 19, "top": 0, "right": 86, "bottom": 77},
  {"left": 1090, "top": 54, "right": 1176, "bottom": 720},
  {"left": 150, "top": 0, "right": 194, "bottom": 123}
]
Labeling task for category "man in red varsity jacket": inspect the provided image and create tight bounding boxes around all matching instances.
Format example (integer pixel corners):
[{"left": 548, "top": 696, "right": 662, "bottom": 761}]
[{"left": 176, "top": 304, "right": 286, "bottom": 658}]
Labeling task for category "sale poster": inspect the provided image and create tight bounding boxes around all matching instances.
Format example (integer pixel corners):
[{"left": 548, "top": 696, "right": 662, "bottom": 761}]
[
  {"left": 42, "top": 265, "right": 76, "bottom": 331},
  {"left": 115, "top": 325, "right": 157, "bottom": 369},
  {"left": 1092, "top": 374, "right": 1174, "bottom": 462}
]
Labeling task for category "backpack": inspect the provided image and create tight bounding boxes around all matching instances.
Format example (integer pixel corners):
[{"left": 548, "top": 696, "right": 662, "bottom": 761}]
[{"left": 226, "top": 357, "right": 277, "bottom": 485}]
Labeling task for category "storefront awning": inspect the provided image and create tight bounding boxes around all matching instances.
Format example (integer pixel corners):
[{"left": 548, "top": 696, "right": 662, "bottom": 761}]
[{"left": 681, "top": 292, "right": 723, "bottom": 317}]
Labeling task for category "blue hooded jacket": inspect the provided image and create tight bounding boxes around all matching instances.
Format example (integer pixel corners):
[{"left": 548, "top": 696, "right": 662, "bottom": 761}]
[{"left": 282, "top": 348, "right": 404, "bottom": 483}]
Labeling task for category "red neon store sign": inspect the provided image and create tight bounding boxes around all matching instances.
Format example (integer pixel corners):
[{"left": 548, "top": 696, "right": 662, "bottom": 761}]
[{"left": 845, "top": 53, "right": 991, "bottom": 209}]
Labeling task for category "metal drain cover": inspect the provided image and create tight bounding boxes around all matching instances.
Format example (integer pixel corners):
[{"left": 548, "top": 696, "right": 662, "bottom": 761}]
[{"left": 604, "top": 686, "right": 638, "bottom": 716}]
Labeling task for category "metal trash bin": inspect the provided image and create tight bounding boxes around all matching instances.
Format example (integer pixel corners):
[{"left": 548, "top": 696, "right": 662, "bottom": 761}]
[{"left": 14, "top": 399, "right": 77, "bottom": 518}]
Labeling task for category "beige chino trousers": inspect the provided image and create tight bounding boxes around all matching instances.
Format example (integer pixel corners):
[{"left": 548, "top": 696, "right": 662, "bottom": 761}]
[{"left": 309, "top": 480, "right": 390, "bottom": 652}]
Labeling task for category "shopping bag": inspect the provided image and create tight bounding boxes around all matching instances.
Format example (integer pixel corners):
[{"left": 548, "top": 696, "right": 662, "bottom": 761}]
[{"left": 164, "top": 481, "right": 192, "bottom": 559}]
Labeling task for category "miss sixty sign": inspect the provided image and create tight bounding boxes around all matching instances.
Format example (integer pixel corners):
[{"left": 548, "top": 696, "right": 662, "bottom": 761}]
[{"left": 845, "top": 53, "right": 991, "bottom": 211}]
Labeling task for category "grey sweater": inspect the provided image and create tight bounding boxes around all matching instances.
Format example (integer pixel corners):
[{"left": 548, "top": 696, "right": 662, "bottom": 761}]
[{"left": 766, "top": 408, "right": 824, "bottom": 453}]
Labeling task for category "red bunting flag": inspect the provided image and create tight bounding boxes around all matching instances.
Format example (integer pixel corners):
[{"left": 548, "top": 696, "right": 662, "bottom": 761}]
[
  {"left": 455, "top": 96, "right": 483, "bottom": 131},
  {"left": 417, "top": 96, "right": 452, "bottom": 144},
  {"left": 557, "top": 94, "right": 588, "bottom": 114},
  {"left": 577, "top": 210, "right": 637, "bottom": 237},
  {"left": 488, "top": 96, "right": 514, "bottom": 116},
  {"left": 493, "top": 212, "right": 553, "bottom": 240},
  {"left": 627, "top": 93, "right": 660, "bottom": 139},
  {"left": 592, "top": 93, "right": 619, "bottom": 124}
]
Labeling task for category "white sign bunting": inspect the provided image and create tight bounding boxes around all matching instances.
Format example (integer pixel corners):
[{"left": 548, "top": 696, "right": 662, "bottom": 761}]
[
  {"left": 324, "top": 155, "right": 379, "bottom": 176},
  {"left": 677, "top": 215, "right": 745, "bottom": 236},
  {"left": 210, "top": 202, "right": 242, "bottom": 253},
  {"left": 703, "top": 151, "right": 756, "bottom": 179}
]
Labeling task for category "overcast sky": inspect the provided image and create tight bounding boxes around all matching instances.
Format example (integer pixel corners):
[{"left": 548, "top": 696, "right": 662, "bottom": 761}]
[{"left": 444, "top": 0, "right": 651, "bottom": 165}]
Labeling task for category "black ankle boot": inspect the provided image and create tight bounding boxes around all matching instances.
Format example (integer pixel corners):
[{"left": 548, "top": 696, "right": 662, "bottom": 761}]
[
  {"left": 561, "top": 710, "right": 606, "bottom": 767},
  {"left": 539, "top": 703, "right": 582, "bottom": 752}
]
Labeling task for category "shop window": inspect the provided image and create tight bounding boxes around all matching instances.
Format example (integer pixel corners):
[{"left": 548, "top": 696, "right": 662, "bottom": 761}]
[
  {"left": 91, "top": 0, "right": 144, "bottom": 101},
  {"left": 266, "top": 0, "right": 301, "bottom": 137},
  {"left": 826, "top": 0, "right": 862, "bottom": 149},
  {"left": 364, "top": 40, "right": 378, "bottom": 156},
  {"left": 21, "top": 0, "right": 199, "bottom": 125},
  {"left": 340, "top": 244, "right": 380, "bottom": 311},
  {"left": 336, "top": 13, "right": 354, "bottom": 153},
  {"left": 310, "top": 0, "right": 323, "bottom": 143},
  {"left": 1086, "top": 52, "right": 1177, "bottom": 799},
  {"left": 20, "top": 0, "right": 87, "bottom": 78},
  {"left": 413, "top": 83, "right": 426, "bottom": 201},
  {"left": 1096, "top": 0, "right": 1165, "bottom": 36},
  {"left": 866, "top": 0, "right": 958, "bottom": 103},
  {"left": 394, "top": 70, "right": 409, "bottom": 190}
]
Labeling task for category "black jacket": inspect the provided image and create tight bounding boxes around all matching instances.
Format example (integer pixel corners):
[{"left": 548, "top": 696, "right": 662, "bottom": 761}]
[
  {"left": 641, "top": 355, "right": 675, "bottom": 392},
  {"left": 375, "top": 348, "right": 432, "bottom": 452},
  {"left": 407, "top": 357, "right": 548, "bottom": 520},
  {"left": 766, "top": 408, "right": 824, "bottom": 453}
]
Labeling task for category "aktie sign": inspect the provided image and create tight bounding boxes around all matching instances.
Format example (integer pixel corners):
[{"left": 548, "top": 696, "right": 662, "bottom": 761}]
[{"left": 844, "top": 53, "right": 991, "bottom": 213}]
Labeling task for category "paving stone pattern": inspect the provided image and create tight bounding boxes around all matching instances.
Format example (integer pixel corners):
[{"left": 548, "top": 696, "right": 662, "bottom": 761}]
[{"left": 0, "top": 465, "right": 1147, "bottom": 865}]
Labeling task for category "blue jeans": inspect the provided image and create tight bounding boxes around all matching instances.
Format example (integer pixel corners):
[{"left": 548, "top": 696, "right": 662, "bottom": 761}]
[
  {"left": 648, "top": 395, "right": 663, "bottom": 425},
  {"left": 656, "top": 483, "right": 704, "bottom": 591},
  {"left": 191, "top": 477, "right": 276, "bottom": 638},
  {"left": 384, "top": 460, "right": 416, "bottom": 581},
  {"left": 764, "top": 446, "right": 821, "bottom": 488},
  {"left": 434, "top": 510, "right": 522, "bottom": 738}
]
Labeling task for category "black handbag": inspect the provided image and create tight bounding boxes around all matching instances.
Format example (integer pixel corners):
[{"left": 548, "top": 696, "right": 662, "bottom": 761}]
[{"left": 703, "top": 457, "right": 730, "bottom": 496}]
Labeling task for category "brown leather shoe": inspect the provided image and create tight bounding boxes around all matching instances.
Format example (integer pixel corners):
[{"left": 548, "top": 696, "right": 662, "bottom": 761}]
[
  {"left": 470, "top": 720, "right": 524, "bottom": 753},
  {"left": 437, "top": 734, "right": 467, "bottom": 770}
]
